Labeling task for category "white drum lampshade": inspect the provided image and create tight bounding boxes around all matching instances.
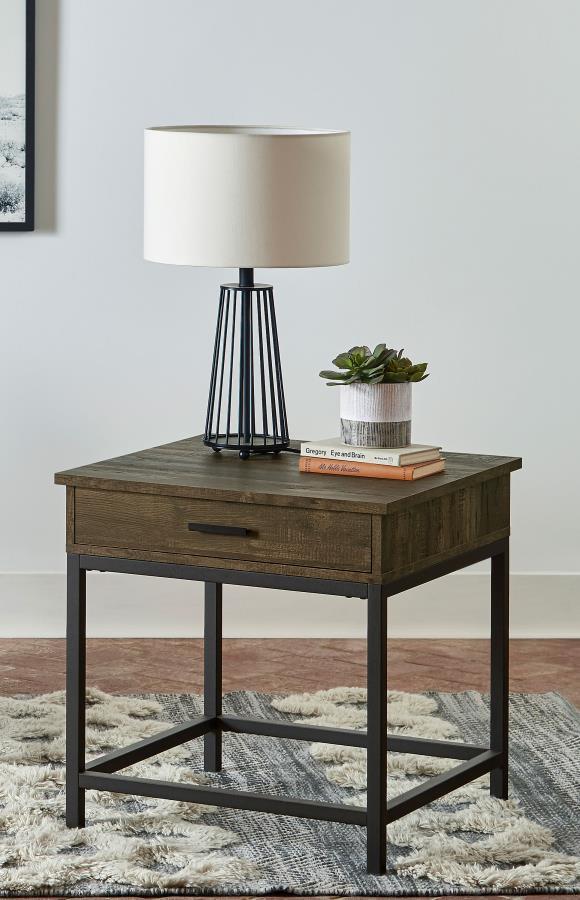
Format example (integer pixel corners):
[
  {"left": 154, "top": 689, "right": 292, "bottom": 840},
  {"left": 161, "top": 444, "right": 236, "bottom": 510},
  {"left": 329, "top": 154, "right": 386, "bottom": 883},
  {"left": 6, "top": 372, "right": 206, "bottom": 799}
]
[
  {"left": 143, "top": 125, "right": 351, "bottom": 458},
  {"left": 144, "top": 126, "right": 350, "bottom": 268}
]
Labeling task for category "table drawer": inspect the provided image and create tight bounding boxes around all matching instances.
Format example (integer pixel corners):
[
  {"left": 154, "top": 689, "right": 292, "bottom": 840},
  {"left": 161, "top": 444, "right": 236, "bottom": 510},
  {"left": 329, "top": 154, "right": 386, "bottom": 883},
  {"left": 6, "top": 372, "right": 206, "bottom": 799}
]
[{"left": 74, "top": 489, "right": 372, "bottom": 573}]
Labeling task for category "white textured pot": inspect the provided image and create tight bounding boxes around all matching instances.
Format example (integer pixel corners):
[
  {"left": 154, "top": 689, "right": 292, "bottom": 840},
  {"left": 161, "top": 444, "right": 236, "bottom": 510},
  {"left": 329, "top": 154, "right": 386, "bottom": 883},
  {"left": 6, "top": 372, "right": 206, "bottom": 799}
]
[{"left": 340, "top": 382, "right": 412, "bottom": 447}]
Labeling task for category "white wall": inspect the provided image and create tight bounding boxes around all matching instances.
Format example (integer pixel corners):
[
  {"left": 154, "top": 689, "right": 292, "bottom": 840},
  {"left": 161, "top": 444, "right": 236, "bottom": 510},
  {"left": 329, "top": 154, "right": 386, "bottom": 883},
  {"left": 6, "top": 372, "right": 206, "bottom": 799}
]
[{"left": 1, "top": 0, "right": 579, "bottom": 636}]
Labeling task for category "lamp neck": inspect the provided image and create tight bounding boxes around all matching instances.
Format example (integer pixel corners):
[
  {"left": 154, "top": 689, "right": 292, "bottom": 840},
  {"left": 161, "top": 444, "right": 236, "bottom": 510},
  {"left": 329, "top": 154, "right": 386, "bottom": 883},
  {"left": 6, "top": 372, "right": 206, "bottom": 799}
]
[{"left": 239, "top": 268, "right": 254, "bottom": 289}]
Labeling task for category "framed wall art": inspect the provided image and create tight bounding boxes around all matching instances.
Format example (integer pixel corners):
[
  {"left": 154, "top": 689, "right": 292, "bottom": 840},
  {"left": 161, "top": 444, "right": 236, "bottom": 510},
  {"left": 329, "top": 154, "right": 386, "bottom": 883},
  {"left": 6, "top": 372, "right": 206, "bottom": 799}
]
[{"left": 0, "top": 0, "right": 35, "bottom": 231}]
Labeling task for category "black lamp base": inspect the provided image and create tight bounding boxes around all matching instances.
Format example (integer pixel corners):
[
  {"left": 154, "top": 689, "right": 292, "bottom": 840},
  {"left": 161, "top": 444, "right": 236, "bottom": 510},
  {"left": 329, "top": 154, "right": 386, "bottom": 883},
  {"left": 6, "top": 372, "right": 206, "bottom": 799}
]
[{"left": 204, "top": 269, "right": 290, "bottom": 459}]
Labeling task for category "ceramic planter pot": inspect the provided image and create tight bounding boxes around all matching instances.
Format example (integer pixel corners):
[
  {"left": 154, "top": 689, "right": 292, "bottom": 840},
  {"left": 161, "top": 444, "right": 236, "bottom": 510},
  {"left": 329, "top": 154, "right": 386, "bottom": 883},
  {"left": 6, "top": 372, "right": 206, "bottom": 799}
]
[{"left": 340, "top": 382, "right": 412, "bottom": 447}]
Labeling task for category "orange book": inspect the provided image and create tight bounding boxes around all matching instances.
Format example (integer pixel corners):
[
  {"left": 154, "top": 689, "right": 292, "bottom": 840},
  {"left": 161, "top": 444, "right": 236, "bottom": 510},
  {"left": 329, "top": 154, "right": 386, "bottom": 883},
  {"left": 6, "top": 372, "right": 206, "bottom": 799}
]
[{"left": 298, "top": 457, "right": 445, "bottom": 480}]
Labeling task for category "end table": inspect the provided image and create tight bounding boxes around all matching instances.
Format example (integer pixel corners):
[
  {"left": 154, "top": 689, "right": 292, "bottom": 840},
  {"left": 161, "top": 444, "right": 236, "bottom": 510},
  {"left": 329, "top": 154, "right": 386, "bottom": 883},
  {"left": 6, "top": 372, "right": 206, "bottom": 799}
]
[{"left": 55, "top": 436, "right": 521, "bottom": 874}]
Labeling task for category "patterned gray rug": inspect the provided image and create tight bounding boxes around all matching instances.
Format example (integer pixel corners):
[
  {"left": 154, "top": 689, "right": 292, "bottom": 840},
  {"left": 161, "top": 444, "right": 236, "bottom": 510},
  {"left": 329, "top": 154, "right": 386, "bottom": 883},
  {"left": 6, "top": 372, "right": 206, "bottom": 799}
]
[{"left": 0, "top": 687, "right": 578, "bottom": 895}]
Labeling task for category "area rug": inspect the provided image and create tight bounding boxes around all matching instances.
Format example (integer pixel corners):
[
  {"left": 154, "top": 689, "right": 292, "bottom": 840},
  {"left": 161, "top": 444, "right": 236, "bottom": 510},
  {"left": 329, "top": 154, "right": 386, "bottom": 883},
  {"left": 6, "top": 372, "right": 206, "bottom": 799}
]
[{"left": 0, "top": 687, "right": 578, "bottom": 896}]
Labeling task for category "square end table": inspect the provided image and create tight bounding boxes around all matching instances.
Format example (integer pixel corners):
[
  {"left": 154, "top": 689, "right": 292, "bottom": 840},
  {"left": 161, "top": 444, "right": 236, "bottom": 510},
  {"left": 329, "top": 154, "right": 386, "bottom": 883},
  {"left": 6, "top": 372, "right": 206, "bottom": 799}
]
[{"left": 55, "top": 435, "right": 522, "bottom": 874}]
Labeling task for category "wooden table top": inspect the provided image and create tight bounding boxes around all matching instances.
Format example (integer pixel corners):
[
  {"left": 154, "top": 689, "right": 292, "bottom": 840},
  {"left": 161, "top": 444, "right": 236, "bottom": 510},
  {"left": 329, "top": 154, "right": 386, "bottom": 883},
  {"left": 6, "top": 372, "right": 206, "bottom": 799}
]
[{"left": 55, "top": 436, "right": 522, "bottom": 515}]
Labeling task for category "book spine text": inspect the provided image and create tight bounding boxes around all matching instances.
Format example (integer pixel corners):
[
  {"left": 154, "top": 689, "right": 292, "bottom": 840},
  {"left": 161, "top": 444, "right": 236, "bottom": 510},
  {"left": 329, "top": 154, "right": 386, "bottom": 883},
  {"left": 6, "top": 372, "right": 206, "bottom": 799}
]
[
  {"left": 299, "top": 458, "right": 412, "bottom": 480},
  {"left": 300, "top": 443, "right": 403, "bottom": 466}
]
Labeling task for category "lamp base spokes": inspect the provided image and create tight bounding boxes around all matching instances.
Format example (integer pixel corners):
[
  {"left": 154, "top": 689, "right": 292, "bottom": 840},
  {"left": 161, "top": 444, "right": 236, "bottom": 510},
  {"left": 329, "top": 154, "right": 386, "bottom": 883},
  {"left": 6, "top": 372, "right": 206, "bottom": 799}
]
[{"left": 204, "top": 271, "right": 290, "bottom": 458}]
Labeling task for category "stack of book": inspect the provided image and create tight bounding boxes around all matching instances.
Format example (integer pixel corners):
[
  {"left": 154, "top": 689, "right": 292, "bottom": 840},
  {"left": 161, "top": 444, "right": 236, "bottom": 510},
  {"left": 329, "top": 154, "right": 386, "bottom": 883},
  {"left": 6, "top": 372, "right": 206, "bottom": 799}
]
[{"left": 298, "top": 439, "right": 444, "bottom": 480}]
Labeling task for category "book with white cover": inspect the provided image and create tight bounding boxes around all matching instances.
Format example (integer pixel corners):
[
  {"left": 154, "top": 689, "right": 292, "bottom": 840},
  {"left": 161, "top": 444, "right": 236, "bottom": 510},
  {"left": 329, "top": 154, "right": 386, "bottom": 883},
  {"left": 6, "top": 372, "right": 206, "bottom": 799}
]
[{"left": 300, "top": 438, "right": 441, "bottom": 467}]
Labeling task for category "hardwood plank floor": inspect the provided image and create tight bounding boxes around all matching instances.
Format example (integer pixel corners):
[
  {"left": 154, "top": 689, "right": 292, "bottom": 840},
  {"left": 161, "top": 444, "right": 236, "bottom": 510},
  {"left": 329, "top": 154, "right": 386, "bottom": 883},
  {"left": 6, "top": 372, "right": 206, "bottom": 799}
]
[{"left": 0, "top": 638, "right": 577, "bottom": 704}]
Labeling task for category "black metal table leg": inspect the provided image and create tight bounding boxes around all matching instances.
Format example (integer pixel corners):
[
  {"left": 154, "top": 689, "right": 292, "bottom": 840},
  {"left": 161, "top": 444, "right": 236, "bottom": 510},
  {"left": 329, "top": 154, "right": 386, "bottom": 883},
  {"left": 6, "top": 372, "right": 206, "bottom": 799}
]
[
  {"left": 204, "top": 581, "right": 223, "bottom": 771},
  {"left": 67, "top": 542, "right": 510, "bottom": 863},
  {"left": 66, "top": 554, "right": 86, "bottom": 827},
  {"left": 366, "top": 584, "right": 387, "bottom": 874},
  {"left": 490, "top": 540, "right": 509, "bottom": 799}
]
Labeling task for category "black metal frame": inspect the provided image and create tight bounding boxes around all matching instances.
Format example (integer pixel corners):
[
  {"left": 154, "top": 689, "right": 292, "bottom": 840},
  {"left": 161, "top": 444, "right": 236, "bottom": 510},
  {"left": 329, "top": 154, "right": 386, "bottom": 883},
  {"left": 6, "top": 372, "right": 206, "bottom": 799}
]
[
  {"left": 0, "top": 0, "right": 35, "bottom": 232},
  {"left": 204, "top": 268, "right": 290, "bottom": 459},
  {"left": 66, "top": 538, "right": 509, "bottom": 875}
]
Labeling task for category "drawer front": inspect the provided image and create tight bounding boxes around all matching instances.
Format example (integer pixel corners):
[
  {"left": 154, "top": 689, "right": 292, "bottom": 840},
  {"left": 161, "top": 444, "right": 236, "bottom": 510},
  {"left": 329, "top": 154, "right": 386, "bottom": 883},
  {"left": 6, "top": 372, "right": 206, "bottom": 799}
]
[{"left": 74, "top": 489, "right": 372, "bottom": 573}]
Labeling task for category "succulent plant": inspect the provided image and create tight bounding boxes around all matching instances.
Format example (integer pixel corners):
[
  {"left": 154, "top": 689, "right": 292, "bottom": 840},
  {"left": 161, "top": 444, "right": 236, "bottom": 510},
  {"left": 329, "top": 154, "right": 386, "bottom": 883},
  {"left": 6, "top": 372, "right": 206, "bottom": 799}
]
[{"left": 320, "top": 344, "right": 429, "bottom": 385}]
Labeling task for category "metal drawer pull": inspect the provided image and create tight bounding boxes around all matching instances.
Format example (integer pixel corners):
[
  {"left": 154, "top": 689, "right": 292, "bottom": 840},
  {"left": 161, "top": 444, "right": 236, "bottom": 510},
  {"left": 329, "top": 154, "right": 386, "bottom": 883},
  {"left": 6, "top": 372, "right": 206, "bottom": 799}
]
[{"left": 188, "top": 522, "right": 250, "bottom": 537}]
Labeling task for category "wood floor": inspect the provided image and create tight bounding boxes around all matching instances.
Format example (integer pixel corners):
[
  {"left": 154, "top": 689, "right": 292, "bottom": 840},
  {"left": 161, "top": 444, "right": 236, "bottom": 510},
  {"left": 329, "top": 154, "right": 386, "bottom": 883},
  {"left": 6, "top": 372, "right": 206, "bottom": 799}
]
[
  {"left": 1, "top": 638, "right": 576, "bottom": 900},
  {"left": 0, "top": 638, "right": 578, "bottom": 704}
]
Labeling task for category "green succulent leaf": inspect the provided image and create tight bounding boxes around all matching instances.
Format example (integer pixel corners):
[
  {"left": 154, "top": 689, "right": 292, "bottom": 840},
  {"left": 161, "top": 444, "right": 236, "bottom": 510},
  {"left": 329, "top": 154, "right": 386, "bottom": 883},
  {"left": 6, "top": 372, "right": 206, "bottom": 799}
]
[
  {"left": 370, "top": 349, "right": 395, "bottom": 367},
  {"left": 328, "top": 373, "right": 360, "bottom": 386},
  {"left": 383, "top": 371, "right": 409, "bottom": 383},
  {"left": 331, "top": 354, "right": 353, "bottom": 369},
  {"left": 320, "top": 343, "right": 429, "bottom": 385}
]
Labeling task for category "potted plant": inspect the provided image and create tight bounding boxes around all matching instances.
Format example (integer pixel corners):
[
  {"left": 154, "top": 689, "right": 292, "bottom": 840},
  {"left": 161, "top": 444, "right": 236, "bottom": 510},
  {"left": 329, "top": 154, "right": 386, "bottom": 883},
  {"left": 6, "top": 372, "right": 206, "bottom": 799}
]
[{"left": 320, "top": 344, "right": 429, "bottom": 447}]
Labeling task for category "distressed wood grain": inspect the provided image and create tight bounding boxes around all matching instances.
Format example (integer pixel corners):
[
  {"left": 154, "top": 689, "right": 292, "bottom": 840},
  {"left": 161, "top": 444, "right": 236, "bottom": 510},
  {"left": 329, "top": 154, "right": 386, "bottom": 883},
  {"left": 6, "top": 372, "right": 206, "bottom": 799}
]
[
  {"left": 381, "top": 475, "right": 511, "bottom": 579},
  {"left": 55, "top": 435, "right": 521, "bottom": 515},
  {"left": 56, "top": 436, "right": 521, "bottom": 583},
  {"left": 74, "top": 488, "right": 372, "bottom": 574}
]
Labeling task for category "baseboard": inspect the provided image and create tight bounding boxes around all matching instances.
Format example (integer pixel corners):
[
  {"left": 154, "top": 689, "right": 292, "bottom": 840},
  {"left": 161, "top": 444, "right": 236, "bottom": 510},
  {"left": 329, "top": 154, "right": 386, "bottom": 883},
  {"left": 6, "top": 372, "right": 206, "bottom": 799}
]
[{"left": 0, "top": 571, "right": 577, "bottom": 638}]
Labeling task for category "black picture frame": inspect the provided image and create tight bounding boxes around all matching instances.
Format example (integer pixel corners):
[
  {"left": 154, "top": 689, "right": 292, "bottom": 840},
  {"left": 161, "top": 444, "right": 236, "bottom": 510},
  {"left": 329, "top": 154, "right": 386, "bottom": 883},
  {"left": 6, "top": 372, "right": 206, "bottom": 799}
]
[{"left": 0, "top": 0, "right": 35, "bottom": 231}]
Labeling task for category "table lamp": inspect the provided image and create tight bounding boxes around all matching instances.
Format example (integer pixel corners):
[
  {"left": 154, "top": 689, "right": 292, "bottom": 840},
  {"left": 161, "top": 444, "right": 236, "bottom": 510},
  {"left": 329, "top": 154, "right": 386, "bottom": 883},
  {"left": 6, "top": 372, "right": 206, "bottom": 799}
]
[{"left": 144, "top": 126, "right": 350, "bottom": 458}]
